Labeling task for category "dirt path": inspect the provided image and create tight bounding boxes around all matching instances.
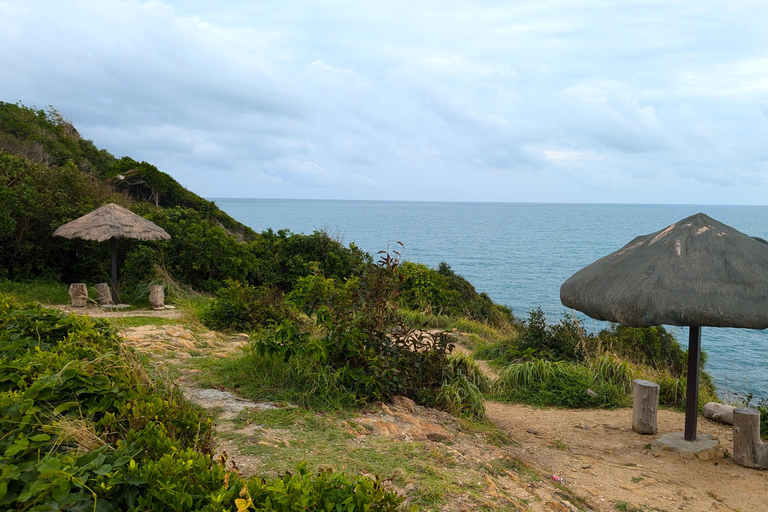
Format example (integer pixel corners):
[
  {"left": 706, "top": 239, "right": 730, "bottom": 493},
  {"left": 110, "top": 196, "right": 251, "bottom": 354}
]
[
  {"left": 80, "top": 310, "right": 768, "bottom": 511},
  {"left": 486, "top": 402, "right": 768, "bottom": 511}
]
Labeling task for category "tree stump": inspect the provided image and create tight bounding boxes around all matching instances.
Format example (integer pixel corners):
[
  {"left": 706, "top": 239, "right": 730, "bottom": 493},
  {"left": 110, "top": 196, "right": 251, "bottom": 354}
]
[
  {"left": 733, "top": 408, "right": 768, "bottom": 469},
  {"left": 94, "top": 283, "right": 114, "bottom": 305},
  {"left": 632, "top": 379, "right": 660, "bottom": 434},
  {"left": 149, "top": 285, "right": 164, "bottom": 309},
  {"left": 703, "top": 402, "right": 735, "bottom": 425},
  {"left": 69, "top": 283, "right": 88, "bottom": 307}
]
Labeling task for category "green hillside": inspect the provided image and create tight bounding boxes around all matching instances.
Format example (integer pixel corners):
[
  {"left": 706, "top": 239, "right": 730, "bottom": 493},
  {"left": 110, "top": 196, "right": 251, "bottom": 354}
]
[{"left": 0, "top": 101, "right": 510, "bottom": 325}]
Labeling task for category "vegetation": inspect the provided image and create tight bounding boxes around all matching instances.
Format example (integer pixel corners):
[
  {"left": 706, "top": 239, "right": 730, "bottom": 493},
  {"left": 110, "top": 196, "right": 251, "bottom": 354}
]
[
  {"left": 396, "top": 261, "right": 513, "bottom": 326},
  {"left": 0, "top": 299, "right": 402, "bottom": 510},
  {"left": 250, "top": 248, "right": 487, "bottom": 418},
  {"left": 4, "top": 100, "right": 766, "bottom": 508},
  {"left": 477, "top": 308, "right": 719, "bottom": 410}
]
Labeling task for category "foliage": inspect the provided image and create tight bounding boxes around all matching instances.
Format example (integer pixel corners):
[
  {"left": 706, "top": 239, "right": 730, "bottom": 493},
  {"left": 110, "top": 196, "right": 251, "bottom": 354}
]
[
  {"left": 106, "top": 157, "right": 254, "bottom": 240},
  {"left": 249, "top": 228, "right": 371, "bottom": 291},
  {"left": 0, "top": 151, "right": 119, "bottom": 281},
  {"left": 254, "top": 248, "right": 459, "bottom": 409},
  {"left": 0, "top": 299, "right": 402, "bottom": 510},
  {"left": 479, "top": 308, "right": 694, "bottom": 376},
  {"left": 492, "top": 355, "right": 634, "bottom": 408},
  {"left": 478, "top": 308, "right": 592, "bottom": 364},
  {"left": 0, "top": 102, "right": 115, "bottom": 175},
  {"left": 433, "top": 353, "right": 491, "bottom": 419},
  {"left": 397, "top": 261, "right": 513, "bottom": 327},
  {"left": 131, "top": 205, "right": 259, "bottom": 292},
  {"left": 598, "top": 324, "right": 689, "bottom": 376},
  {"left": 196, "top": 347, "right": 361, "bottom": 410},
  {"left": 201, "top": 280, "right": 295, "bottom": 331},
  {"left": 240, "top": 462, "right": 402, "bottom": 512}
]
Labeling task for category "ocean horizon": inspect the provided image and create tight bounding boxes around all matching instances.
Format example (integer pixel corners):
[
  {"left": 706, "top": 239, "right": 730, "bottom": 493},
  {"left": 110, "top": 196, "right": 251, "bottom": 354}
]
[{"left": 213, "top": 198, "right": 768, "bottom": 400}]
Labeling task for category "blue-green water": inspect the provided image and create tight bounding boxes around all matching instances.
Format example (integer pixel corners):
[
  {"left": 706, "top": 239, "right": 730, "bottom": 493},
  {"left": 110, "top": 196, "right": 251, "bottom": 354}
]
[{"left": 213, "top": 199, "right": 768, "bottom": 400}]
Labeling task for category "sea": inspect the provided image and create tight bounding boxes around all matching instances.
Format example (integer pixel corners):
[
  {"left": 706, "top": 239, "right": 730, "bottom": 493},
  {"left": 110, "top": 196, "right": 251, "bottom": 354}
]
[{"left": 213, "top": 199, "right": 768, "bottom": 401}]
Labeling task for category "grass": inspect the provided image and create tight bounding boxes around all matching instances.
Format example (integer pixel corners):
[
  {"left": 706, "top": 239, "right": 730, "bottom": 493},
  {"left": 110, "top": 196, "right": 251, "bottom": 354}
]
[
  {"left": 550, "top": 439, "right": 567, "bottom": 451},
  {"left": 191, "top": 349, "right": 361, "bottom": 410},
  {"left": 492, "top": 356, "right": 634, "bottom": 409},
  {"left": 221, "top": 407, "right": 483, "bottom": 509},
  {"left": 0, "top": 278, "right": 71, "bottom": 304},
  {"left": 105, "top": 315, "right": 182, "bottom": 327}
]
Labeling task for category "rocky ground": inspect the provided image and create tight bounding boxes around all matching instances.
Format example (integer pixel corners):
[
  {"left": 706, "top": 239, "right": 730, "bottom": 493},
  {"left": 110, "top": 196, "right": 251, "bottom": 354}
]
[{"left": 73, "top": 306, "right": 768, "bottom": 511}]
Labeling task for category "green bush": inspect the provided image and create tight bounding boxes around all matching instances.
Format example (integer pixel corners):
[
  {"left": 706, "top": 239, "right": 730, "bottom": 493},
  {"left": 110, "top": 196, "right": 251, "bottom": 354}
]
[
  {"left": 241, "top": 462, "right": 402, "bottom": 511},
  {"left": 249, "top": 229, "right": 371, "bottom": 292},
  {"left": 480, "top": 308, "right": 591, "bottom": 364},
  {"left": 396, "top": 261, "right": 513, "bottom": 327},
  {"left": 492, "top": 355, "right": 633, "bottom": 408},
  {"left": 435, "top": 353, "right": 490, "bottom": 419},
  {"left": 201, "top": 280, "right": 295, "bottom": 331},
  {"left": 255, "top": 249, "right": 461, "bottom": 410},
  {"left": 0, "top": 299, "right": 402, "bottom": 511},
  {"left": 599, "top": 324, "right": 688, "bottom": 376}
]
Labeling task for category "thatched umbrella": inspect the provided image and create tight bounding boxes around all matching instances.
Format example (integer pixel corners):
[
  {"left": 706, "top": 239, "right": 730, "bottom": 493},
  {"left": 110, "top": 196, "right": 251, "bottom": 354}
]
[
  {"left": 53, "top": 203, "right": 170, "bottom": 304},
  {"left": 561, "top": 212, "right": 768, "bottom": 441}
]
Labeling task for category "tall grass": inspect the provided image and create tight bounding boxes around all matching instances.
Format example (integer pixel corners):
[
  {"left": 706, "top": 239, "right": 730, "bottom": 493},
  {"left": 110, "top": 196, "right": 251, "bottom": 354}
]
[
  {"left": 0, "top": 278, "right": 71, "bottom": 304},
  {"left": 434, "top": 352, "right": 492, "bottom": 419},
  {"left": 194, "top": 345, "right": 360, "bottom": 410},
  {"left": 492, "top": 355, "right": 633, "bottom": 408}
]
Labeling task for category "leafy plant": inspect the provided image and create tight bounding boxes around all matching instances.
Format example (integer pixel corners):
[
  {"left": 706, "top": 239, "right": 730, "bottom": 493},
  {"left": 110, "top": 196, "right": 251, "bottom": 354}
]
[
  {"left": 254, "top": 247, "right": 460, "bottom": 409},
  {"left": 492, "top": 355, "right": 634, "bottom": 408},
  {"left": 0, "top": 299, "right": 403, "bottom": 511},
  {"left": 201, "top": 280, "right": 295, "bottom": 331}
]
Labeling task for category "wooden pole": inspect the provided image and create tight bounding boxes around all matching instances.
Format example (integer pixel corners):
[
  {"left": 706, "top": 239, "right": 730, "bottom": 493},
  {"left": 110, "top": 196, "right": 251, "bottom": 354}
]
[
  {"left": 684, "top": 326, "right": 701, "bottom": 441},
  {"left": 110, "top": 238, "right": 119, "bottom": 305},
  {"left": 733, "top": 408, "right": 768, "bottom": 469},
  {"left": 632, "top": 379, "right": 660, "bottom": 434}
]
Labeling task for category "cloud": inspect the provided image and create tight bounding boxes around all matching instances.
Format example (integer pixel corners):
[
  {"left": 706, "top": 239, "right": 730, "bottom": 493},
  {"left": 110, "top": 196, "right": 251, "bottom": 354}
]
[{"left": 1, "top": 0, "right": 767, "bottom": 203}]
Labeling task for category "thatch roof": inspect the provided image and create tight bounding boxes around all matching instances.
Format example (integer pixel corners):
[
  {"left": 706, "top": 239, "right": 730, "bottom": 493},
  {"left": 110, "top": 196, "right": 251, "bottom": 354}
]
[
  {"left": 53, "top": 203, "right": 171, "bottom": 242},
  {"left": 560, "top": 213, "right": 768, "bottom": 329}
]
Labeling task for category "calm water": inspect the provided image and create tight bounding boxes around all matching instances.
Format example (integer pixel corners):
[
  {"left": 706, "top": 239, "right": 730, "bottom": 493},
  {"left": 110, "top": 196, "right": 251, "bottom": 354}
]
[{"left": 213, "top": 199, "right": 768, "bottom": 399}]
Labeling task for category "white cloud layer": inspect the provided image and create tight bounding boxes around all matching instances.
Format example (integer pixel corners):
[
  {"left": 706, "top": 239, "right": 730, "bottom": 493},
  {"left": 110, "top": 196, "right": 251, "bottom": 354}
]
[{"left": 2, "top": 0, "right": 767, "bottom": 203}]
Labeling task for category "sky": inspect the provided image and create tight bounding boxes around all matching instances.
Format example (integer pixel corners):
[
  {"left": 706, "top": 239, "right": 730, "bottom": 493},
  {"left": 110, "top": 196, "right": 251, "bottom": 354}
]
[{"left": 1, "top": 0, "right": 767, "bottom": 204}]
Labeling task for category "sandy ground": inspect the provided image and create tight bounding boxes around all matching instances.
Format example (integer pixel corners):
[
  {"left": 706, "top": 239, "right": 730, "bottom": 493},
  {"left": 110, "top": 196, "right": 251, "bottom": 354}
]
[
  {"left": 486, "top": 403, "right": 768, "bottom": 511},
  {"left": 54, "top": 304, "right": 183, "bottom": 319},
  {"left": 71, "top": 307, "right": 768, "bottom": 511}
]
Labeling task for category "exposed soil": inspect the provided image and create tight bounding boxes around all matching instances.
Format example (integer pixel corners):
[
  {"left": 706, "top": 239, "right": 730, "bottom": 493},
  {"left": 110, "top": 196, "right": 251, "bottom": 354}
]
[
  {"left": 82, "top": 308, "right": 768, "bottom": 511},
  {"left": 54, "top": 304, "right": 184, "bottom": 319}
]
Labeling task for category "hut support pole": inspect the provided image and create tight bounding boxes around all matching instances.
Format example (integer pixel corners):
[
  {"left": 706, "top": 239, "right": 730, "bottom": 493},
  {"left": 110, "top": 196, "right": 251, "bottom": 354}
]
[
  {"left": 684, "top": 326, "right": 701, "bottom": 441},
  {"left": 110, "top": 238, "right": 119, "bottom": 305}
]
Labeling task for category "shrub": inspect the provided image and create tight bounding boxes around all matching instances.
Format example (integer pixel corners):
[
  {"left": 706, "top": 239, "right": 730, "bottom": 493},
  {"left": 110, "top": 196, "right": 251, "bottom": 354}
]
[
  {"left": 599, "top": 324, "right": 688, "bottom": 376},
  {"left": 435, "top": 353, "right": 491, "bottom": 419},
  {"left": 249, "top": 229, "right": 371, "bottom": 292},
  {"left": 492, "top": 355, "right": 633, "bottom": 408},
  {"left": 241, "top": 462, "right": 403, "bottom": 511},
  {"left": 201, "top": 280, "right": 295, "bottom": 331},
  {"left": 396, "top": 261, "right": 514, "bottom": 327},
  {"left": 0, "top": 299, "right": 402, "bottom": 511},
  {"left": 255, "top": 248, "right": 460, "bottom": 409}
]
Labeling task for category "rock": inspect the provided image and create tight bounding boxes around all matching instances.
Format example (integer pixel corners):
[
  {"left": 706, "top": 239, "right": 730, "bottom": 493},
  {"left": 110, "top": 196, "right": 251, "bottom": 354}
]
[
  {"left": 526, "top": 428, "right": 540, "bottom": 435},
  {"left": 545, "top": 501, "right": 569, "bottom": 512},
  {"left": 391, "top": 396, "right": 417, "bottom": 414},
  {"left": 351, "top": 397, "right": 456, "bottom": 442},
  {"left": 703, "top": 402, "right": 735, "bottom": 425}
]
